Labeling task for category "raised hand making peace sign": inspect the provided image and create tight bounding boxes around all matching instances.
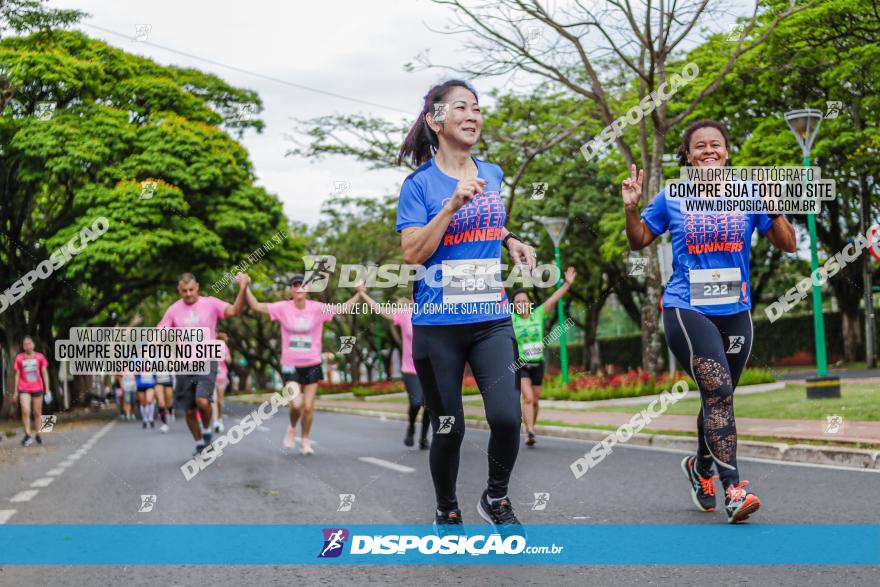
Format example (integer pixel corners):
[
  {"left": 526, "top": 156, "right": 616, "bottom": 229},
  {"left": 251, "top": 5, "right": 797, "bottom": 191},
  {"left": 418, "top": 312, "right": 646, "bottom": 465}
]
[{"left": 621, "top": 164, "right": 644, "bottom": 209}]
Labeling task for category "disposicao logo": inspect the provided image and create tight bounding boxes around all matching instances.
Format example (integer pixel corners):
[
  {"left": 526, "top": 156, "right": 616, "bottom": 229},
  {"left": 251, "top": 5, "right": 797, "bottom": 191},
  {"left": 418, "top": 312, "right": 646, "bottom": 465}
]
[{"left": 318, "top": 528, "right": 349, "bottom": 558}]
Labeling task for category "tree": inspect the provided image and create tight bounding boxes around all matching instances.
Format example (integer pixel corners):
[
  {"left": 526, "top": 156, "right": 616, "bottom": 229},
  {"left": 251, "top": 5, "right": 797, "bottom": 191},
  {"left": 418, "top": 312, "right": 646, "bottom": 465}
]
[
  {"left": 1, "top": 27, "right": 293, "bottom": 411},
  {"left": 0, "top": 1, "right": 82, "bottom": 110}
]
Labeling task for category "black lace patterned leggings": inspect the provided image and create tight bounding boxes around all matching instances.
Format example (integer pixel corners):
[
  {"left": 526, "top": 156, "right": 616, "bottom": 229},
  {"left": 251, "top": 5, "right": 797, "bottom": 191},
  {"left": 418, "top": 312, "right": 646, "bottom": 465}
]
[{"left": 663, "top": 307, "right": 753, "bottom": 488}]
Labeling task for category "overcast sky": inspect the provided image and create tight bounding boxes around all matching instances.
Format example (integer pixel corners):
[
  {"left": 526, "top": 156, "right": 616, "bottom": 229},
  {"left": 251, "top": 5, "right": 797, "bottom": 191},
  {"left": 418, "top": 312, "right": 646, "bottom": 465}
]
[
  {"left": 50, "top": 1, "right": 748, "bottom": 228},
  {"left": 49, "top": 0, "right": 521, "bottom": 226}
]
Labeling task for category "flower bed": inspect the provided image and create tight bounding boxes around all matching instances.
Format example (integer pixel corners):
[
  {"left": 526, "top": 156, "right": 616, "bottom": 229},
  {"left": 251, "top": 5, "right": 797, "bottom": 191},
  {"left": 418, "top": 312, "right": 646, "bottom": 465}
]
[{"left": 461, "top": 368, "right": 776, "bottom": 401}]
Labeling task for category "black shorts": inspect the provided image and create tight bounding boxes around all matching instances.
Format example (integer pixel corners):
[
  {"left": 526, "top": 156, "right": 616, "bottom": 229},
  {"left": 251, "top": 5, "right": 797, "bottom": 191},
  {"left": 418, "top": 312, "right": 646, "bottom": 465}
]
[
  {"left": 174, "top": 363, "right": 217, "bottom": 409},
  {"left": 517, "top": 361, "right": 545, "bottom": 386},
  {"left": 282, "top": 364, "right": 324, "bottom": 386}
]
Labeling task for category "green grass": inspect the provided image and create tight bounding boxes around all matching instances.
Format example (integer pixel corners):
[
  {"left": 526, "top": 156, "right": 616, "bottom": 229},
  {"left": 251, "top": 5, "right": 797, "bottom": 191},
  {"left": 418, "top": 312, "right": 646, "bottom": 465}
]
[{"left": 587, "top": 383, "right": 880, "bottom": 421}]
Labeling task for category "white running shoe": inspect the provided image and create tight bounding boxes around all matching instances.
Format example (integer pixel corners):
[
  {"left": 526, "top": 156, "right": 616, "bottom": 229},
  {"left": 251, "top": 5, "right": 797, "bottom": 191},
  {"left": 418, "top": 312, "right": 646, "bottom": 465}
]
[
  {"left": 159, "top": 424, "right": 169, "bottom": 434},
  {"left": 300, "top": 438, "right": 315, "bottom": 455},
  {"left": 214, "top": 419, "right": 224, "bottom": 434},
  {"left": 283, "top": 426, "right": 296, "bottom": 449}
]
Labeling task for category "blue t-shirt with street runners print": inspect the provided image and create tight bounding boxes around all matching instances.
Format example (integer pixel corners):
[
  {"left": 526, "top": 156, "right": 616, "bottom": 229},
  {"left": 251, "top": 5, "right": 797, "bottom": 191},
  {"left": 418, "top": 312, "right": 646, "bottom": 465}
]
[
  {"left": 641, "top": 189, "right": 773, "bottom": 316},
  {"left": 396, "top": 157, "right": 511, "bottom": 326}
]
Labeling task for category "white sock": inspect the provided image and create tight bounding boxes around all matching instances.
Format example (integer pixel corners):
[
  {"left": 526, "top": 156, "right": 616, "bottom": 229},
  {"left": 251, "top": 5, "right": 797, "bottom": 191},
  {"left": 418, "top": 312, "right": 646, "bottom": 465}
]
[{"left": 146, "top": 403, "right": 154, "bottom": 422}]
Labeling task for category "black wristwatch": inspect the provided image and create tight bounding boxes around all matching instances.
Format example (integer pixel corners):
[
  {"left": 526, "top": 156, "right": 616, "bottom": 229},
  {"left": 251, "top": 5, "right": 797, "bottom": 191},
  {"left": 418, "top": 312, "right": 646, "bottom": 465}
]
[
  {"left": 502, "top": 231, "right": 522, "bottom": 248},
  {"left": 768, "top": 213, "right": 782, "bottom": 220}
]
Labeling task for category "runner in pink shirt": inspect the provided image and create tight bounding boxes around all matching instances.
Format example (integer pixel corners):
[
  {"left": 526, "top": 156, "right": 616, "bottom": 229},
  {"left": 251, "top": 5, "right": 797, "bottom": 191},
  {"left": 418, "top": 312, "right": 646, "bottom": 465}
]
[
  {"left": 157, "top": 272, "right": 248, "bottom": 455},
  {"left": 244, "top": 273, "right": 359, "bottom": 455},
  {"left": 12, "top": 336, "right": 50, "bottom": 446},
  {"left": 358, "top": 286, "right": 430, "bottom": 450}
]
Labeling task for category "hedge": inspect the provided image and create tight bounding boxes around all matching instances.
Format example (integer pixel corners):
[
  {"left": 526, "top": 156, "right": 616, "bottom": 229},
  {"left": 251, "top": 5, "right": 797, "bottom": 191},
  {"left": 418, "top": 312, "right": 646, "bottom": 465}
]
[{"left": 544, "top": 311, "right": 879, "bottom": 371}]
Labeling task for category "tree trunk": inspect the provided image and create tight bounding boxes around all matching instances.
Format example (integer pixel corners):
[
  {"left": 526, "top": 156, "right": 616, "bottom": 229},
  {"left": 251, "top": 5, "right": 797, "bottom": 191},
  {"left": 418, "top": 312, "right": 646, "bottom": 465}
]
[
  {"left": 2, "top": 333, "right": 23, "bottom": 420},
  {"left": 254, "top": 368, "right": 271, "bottom": 391},
  {"left": 841, "top": 310, "right": 862, "bottom": 364},
  {"left": 586, "top": 302, "right": 602, "bottom": 374}
]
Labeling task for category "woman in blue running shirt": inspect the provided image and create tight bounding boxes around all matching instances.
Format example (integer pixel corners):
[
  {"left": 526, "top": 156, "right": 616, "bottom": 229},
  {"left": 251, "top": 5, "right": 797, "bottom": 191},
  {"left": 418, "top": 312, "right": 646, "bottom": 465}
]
[
  {"left": 623, "top": 119, "right": 796, "bottom": 524},
  {"left": 397, "top": 80, "right": 536, "bottom": 533}
]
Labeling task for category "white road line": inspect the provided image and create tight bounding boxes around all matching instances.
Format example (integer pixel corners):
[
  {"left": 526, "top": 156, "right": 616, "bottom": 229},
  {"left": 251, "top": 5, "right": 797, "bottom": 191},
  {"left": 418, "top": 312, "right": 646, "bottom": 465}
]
[
  {"left": 0, "top": 509, "right": 16, "bottom": 524},
  {"left": 30, "top": 478, "right": 54, "bottom": 488},
  {"left": 10, "top": 490, "right": 39, "bottom": 503},
  {"left": 357, "top": 457, "right": 415, "bottom": 473},
  {"left": 46, "top": 468, "right": 65, "bottom": 476}
]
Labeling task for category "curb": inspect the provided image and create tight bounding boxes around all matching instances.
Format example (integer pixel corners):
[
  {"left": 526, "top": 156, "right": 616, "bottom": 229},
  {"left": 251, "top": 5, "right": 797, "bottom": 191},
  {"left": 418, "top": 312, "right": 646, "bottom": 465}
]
[
  {"left": 315, "top": 405, "right": 880, "bottom": 471},
  {"left": 538, "top": 382, "right": 785, "bottom": 410}
]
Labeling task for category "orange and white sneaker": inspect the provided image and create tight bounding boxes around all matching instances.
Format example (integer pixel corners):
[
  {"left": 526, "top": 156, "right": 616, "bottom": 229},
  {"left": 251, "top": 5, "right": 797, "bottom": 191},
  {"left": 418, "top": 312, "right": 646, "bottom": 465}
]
[
  {"left": 725, "top": 480, "right": 761, "bottom": 524},
  {"left": 283, "top": 426, "right": 296, "bottom": 450},
  {"left": 300, "top": 437, "right": 315, "bottom": 455}
]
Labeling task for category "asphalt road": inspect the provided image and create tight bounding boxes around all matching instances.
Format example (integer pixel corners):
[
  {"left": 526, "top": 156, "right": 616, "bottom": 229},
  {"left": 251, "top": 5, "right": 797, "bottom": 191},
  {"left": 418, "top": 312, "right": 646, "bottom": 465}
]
[{"left": 0, "top": 401, "right": 877, "bottom": 586}]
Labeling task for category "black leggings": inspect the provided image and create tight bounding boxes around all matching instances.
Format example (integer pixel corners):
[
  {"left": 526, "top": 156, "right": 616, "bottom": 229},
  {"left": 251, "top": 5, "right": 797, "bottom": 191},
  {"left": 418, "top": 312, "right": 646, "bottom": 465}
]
[
  {"left": 402, "top": 373, "right": 430, "bottom": 440},
  {"left": 413, "top": 318, "right": 521, "bottom": 512},
  {"left": 663, "top": 307, "right": 753, "bottom": 488}
]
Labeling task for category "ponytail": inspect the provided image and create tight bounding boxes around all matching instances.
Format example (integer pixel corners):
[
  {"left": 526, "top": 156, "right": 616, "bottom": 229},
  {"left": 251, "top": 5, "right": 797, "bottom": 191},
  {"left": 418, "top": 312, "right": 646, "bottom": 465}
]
[{"left": 398, "top": 80, "right": 478, "bottom": 167}]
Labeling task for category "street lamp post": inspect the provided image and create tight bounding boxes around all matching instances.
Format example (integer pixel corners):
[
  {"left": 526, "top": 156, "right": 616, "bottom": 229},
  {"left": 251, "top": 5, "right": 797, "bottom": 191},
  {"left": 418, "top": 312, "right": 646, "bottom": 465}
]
[
  {"left": 783, "top": 109, "right": 840, "bottom": 398},
  {"left": 540, "top": 217, "right": 570, "bottom": 383}
]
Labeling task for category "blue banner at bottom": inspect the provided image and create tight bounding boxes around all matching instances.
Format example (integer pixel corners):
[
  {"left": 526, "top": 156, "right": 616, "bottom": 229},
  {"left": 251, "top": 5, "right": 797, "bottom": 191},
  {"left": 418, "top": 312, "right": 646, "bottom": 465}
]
[{"left": 0, "top": 525, "right": 877, "bottom": 565}]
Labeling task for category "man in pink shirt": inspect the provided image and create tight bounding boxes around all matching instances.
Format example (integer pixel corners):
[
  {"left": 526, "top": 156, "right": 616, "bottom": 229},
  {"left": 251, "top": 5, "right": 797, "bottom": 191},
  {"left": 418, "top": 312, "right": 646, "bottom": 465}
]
[
  {"left": 358, "top": 287, "right": 430, "bottom": 449},
  {"left": 245, "top": 273, "right": 358, "bottom": 455},
  {"left": 13, "top": 336, "right": 51, "bottom": 446},
  {"left": 158, "top": 272, "right": 248, "bottom": 455}
]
